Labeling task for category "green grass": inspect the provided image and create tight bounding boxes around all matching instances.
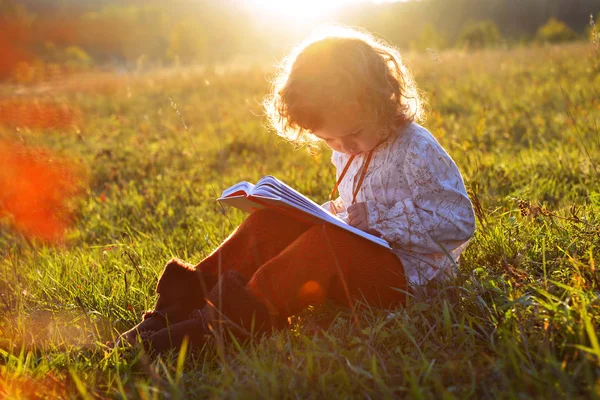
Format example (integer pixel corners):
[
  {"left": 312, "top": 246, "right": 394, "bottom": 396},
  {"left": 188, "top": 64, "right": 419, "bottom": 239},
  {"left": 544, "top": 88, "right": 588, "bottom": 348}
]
[{"left": 1, "top": 42, "right": 599, "bottom": 398}]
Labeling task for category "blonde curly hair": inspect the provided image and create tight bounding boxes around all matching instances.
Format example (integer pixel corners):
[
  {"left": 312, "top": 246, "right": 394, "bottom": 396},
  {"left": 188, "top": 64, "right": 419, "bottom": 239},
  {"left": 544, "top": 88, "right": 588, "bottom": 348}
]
[{"left": 264, "top": 26, "right": 424, "bottom": 150}]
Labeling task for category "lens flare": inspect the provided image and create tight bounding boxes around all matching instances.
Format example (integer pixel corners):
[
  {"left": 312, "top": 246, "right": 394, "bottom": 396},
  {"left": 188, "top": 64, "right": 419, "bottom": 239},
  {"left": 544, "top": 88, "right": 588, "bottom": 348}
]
[
  {"left": 0, "top": 141, "right": 87, "bottom": 243},
  {"left": 0, "top": 100, "right": 81, "bottom": 130},
  {"left": 298, "top": 280, "right": 325, "bottom": 305},
  {"left": 0, "top": 19, "right": 31, "bottom": 80}
]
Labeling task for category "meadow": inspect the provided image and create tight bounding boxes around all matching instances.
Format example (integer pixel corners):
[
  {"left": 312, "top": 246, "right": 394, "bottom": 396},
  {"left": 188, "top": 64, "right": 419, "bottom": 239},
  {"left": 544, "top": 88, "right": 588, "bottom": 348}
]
[{"left": 0, "top": 42, "right": 599, "bottom": 398}]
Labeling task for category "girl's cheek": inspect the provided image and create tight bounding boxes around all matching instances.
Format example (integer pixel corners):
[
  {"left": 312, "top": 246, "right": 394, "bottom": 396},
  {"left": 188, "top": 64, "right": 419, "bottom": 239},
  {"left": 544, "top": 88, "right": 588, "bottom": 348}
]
[
  {"left": 325, "top": 141, "right": 341, "bottom": 152},
  {"left": 331, "top": 140, "right": 345, "bottom": 151}
]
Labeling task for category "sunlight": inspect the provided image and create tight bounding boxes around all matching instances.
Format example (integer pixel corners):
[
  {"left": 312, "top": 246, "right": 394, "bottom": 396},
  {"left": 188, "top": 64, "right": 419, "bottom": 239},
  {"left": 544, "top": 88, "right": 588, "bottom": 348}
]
[{"left": 245, "top": 0, "right": 363, "bottom": 23}]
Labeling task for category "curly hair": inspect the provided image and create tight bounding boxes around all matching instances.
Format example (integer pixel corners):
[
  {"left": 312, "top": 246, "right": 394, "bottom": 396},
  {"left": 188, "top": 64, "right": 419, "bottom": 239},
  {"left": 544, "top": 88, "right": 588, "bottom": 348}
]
[{"left": 264, "top": 26, "right": 424, "bottom": 150}]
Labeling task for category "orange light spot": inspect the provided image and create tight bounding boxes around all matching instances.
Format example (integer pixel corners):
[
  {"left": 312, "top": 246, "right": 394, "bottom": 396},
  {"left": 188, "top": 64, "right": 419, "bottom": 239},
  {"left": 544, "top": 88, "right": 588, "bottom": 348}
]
[
  {"left": 0, "top": 100, "right": 82, "bottom": 130},
  {"left": 298, "top": 280, "right": 325, "bottom": 305},
  {"left": 0, "top": 141, "right": 87, "bottom": 243},
  {"left": 0, "top": 19, "right": 31, "bottom": 80}
]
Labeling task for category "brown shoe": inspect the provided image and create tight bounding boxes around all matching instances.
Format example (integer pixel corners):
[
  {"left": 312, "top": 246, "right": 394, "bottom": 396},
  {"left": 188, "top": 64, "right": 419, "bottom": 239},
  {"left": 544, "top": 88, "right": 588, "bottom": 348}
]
[
  {"left": 143, "top": 270, "right": 285, "bottom": 353},
  {"left": 114, "top": 258, "right": 217, "bottom": 347}
]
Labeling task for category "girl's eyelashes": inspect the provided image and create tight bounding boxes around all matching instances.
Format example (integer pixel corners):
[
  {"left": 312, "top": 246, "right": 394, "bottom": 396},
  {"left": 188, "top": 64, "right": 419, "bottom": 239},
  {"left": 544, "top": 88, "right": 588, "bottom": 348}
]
[
  {"left": 349, "top": 129, "right": 363, "bottom": 137},
  {"left": 312, "top": 128, "right": 362, "bottom": 141}
]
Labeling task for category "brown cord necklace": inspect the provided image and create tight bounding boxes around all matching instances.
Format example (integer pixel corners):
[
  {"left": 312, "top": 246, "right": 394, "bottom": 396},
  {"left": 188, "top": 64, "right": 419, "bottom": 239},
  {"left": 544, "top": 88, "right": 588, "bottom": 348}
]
[{"left": 329, "top": 140, "right": 385, "bottom": 216}]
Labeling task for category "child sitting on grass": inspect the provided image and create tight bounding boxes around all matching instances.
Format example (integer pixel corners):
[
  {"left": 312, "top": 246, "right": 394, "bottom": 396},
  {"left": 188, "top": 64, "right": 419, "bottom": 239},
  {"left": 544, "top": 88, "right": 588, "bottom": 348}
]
[{"left": 116, "top": 27, "right": 476, "bottom": 353}]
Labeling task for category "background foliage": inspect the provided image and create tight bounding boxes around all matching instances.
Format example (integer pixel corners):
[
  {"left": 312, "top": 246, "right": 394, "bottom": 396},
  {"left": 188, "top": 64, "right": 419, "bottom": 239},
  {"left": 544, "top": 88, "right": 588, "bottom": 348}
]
[{"left": 1, "top": 0, "right": 600, "bottom": 78}]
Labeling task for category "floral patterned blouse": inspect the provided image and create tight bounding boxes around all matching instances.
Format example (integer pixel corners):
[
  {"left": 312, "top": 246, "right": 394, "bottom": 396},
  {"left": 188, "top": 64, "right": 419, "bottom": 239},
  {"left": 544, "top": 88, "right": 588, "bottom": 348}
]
[{"left": 321, "top": 122, "right": 476, "bottom": 287}]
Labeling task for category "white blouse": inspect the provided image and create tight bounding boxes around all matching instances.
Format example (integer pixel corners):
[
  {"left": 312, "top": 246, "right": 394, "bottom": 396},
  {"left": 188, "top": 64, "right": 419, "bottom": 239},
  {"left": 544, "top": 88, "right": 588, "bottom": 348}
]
[{"left": 321, "top": 122, "right": 476, "bottom": 287}]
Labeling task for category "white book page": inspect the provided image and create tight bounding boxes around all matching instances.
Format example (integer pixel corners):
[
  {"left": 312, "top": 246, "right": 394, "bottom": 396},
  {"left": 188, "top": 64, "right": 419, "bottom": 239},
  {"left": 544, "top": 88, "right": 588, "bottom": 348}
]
[
  {"left": 252, "top": 196, "right": 390, "bottom": 248},
  {"left": 253, "top": 176, "right": 336, "bottom": 219},
  {"left": 251, "top": 176, "right": 390, "bottom": 249},
  {"left": 220, "top": 181, "right": 255, "bottom": 199}
]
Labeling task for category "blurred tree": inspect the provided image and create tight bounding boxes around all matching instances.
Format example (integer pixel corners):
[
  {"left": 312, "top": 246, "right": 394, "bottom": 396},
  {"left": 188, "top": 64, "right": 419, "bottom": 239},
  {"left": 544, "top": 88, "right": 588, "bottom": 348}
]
[
  {"left": 8, "top": 0, "right": 600, "bottom": 70},
  {"left": 0, "top": 1, "right": 35, "bottom": 80},
  {"left": 45, "top": 44, "right": 93, "bottom": 69},
  {"left": 536, "top": 17, "right": 579, "bottom": 42},
  {"left": 457, "top": 20, "right": 502, "bottom": 49},
  {"left": 77, "top": 9, "right": 129, "bottom": 62},
  {"left": 0, "top": 0, "right": 34, "bottom": 24},
  {"left": 62, "top": 46, "right": 92, "bottom": 69},
  {"left": 77, "top": 5, "right": 170, "bottom": 65},
  {"left": 122, "top": 6, "right": 170, "bottom": 64},
  {"left": 167, "top": 18, "right": 208, "bottom": 64},
  {"left": 339, "top": 0, "right": 600, "bottom": 49},
  {"left": 410, "top": 23, "right": 447, "bottom": 51},
  {"left": 518, "top": 34, "right": 533, "bottom": 46},
  {"left": 31, "top": 16, "right": 79, "bottom": 47}
]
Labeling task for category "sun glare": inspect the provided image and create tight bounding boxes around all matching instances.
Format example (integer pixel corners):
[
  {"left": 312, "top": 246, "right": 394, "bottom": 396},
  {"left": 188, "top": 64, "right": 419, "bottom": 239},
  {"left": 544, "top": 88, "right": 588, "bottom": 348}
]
[{"left": 246, "top": 0, "right": 363, "bottom": 23}]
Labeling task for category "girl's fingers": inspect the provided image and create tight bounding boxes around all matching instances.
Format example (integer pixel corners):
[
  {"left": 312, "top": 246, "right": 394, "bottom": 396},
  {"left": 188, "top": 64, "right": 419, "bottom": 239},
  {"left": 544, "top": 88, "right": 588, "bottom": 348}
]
[
  {"left": 349, "top": 217, "right": 367, "bottom": 229},
  {"left": 349, "top": 208, "right": 365, "bottom": 220},
  {"left": 348, "top": 204, "right": 368, "bottom": 230},
  {"left": 348, "top": 203, "right": 366, "bottom": 218}
]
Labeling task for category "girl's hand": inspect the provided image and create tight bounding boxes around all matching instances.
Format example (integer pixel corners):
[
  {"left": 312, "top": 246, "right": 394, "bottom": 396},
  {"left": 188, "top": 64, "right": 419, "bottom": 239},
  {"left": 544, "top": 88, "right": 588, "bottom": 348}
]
[{"left": 347, "top": 202, "right": 382, "bottom": 237}]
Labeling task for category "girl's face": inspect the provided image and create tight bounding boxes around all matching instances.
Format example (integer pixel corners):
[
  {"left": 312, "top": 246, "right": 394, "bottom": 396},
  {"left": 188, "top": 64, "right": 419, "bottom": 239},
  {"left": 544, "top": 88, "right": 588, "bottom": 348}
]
[{"left": 312, "top": 110, "right": 384, "bottom": 156}]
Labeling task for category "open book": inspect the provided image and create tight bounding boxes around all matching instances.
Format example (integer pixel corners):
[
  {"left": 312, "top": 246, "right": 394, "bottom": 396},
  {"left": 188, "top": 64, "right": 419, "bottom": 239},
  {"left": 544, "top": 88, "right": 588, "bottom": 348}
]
[{"left": 217, "top": 175, "right": 390, "bottom": 249}]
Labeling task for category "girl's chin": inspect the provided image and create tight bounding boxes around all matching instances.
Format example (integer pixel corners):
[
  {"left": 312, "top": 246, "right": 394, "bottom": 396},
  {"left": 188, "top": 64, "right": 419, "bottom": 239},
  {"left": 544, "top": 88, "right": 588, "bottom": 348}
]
[{"left": 340, "top": 150, "right": 362, "bottom": 156}]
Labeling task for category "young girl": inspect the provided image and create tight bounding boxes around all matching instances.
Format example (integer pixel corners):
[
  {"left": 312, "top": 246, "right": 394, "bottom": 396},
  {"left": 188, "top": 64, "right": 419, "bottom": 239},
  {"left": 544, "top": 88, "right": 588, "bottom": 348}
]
[{"left": 117, "top": 27, "right": 475, "bottom": 352}]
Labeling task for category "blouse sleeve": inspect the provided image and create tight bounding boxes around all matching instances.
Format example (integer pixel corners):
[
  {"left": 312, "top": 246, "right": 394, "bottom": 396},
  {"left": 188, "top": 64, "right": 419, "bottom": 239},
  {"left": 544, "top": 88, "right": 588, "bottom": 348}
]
[{"left": 365, "top": 137, "right": 475, "bottom": 254}]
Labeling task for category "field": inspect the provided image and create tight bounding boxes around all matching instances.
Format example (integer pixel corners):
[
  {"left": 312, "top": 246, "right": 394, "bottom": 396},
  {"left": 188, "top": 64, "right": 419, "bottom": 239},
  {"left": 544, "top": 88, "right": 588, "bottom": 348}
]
[{"left": 0, "top": 42, "right": 599, "bottom": 398}]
